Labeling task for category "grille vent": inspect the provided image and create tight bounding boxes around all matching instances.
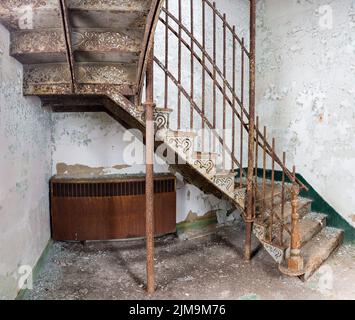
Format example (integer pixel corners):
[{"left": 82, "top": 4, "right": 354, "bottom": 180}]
[{"left": 52, "top": 179, "right": 175, "bottom": 198}]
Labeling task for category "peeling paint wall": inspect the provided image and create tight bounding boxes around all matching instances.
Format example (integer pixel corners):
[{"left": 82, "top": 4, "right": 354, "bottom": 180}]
[
  {"left": 0, "top": 24, "right": 51, "bottom": 299},
  {"left": 51, "top": 112, "right": 235, "bottom": 224},
  {"left": 256, "top": 0, "right": 355, "bottom": 228}
]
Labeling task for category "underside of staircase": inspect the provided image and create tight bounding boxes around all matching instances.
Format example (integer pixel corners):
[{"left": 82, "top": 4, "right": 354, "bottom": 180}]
[{"left": 0, "top": 0, "right": 343, "bottom": 292}]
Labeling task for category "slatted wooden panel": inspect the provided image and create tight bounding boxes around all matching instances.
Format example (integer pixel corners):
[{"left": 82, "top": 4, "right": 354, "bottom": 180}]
[{"left": 50, "top": 175, "right": 176, "bottom": 241}]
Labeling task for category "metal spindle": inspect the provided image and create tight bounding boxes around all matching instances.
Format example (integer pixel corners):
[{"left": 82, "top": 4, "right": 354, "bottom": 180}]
[
  {"left": 262, "top": 126, "right": 267, "bottom": 222},
  {"left": 202, "top": 0, "right": 206, "bottom": 151},
  {"left": 177, "top": 0, "right": 182, "bottom": 129},
  {"left": 222, "top": 14, "right": 227, "bottom": 170},
  {"left": 269, "top": 138, "right": 276, "bottom": 242},
  {"left": 212, "top": 2, "right": 217, "bottom": 152},
  {"left": 190, "top": 0, "right": 194, "bottom": 129},
  {"left": 164, "top": 0, "right": 169, "bottom": 110},
  {"left": 232, "top": 25, "right": 236, "bottom": 170},
  {"left": 254, "top": 116, "right": 259, "bottom": 217},
  {"left": 239, "top": 37, "right": 245, "bottom": 187},
  {"left": 280, "top": 152, "right": 286, "bottom": 246}
]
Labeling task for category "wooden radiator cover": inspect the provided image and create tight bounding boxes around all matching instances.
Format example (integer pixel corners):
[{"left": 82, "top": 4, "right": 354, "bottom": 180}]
[{"left": 50, "top": 174, "right": 176, "bottom": 241}]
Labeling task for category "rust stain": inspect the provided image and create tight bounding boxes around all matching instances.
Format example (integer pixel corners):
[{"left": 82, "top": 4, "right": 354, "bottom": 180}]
[
  {"left": 56, "top": 163, "right": 130, "bottom": 176},
  {"left": 351, "top": 215, "right": 355, "bottom": 223}
]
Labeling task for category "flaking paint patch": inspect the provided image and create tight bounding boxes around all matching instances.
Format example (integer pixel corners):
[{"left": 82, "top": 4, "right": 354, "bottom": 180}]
[{"left": 56, "top": 162, "right": 130, "bottom": 176}]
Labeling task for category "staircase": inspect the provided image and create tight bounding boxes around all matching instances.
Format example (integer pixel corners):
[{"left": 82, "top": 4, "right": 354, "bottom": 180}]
[{"left": 0, "top": 0, "right": 343, "bottom": 286}]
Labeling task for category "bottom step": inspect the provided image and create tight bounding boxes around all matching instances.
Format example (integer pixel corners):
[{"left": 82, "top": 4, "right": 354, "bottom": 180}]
[{"left": 301, "top": 227, "right": 343, "bottom": 280}]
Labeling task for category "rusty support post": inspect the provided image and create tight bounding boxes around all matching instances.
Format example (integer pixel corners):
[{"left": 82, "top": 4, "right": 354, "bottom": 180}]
[
  {"left": 144, "top": 46, "right": 156, "bottom": 295},
  {"left": 244, "top": 0, "right": 256, "bottom": 261},
  {"left": 287, "top": 167, "right": 304, "bottom": 272},
  {"left": 59, "top": 0, "right": 76, "bottom": 93}
]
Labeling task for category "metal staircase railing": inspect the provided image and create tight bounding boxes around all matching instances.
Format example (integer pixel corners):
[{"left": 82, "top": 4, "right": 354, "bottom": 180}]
[{"left": 150, "top": 0, "right": 308, "bottom": 273}]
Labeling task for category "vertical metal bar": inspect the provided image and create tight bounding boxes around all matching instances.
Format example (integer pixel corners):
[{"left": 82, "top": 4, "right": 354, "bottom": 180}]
[
  {"left": 59, "top": 0, "right": 76, "bottom": 93},
  {"left": 212, "top": 2, "right": 217, "bottom": 152},
  {"left": 164, "top": 0, "right": 169, "bottom": 110},
  {"left": 269, "top": 138, "right": 275, "bottom": 242},
  {"left": 202, "top": 0, "right": 206, "bottom": 151},
  {"left": 262, "top": 126, "right": 267, "bottom": 222},
  {"left": 232, "top": 25, "right": 236, "bottom": 171},
  {"left": 222, "top": 14, "right": 227, "bottom": 170},
  {"left": 177, "top": 0, "right": 182, "bottom": 129},
  {"left": 254, "top": 116, "right": 259, "bottom": 218},
  {"left": 144, "top": 47, "right": 155, "bottom": 295},
  {"left": 245, "top": 0, "right": 256, "bottom": 261},
  {"left": 280, "top": 152, "right": 286, "bottom": 246},
  {"left": 190, "top": 0, "right": 194, "bottom": 129},
  {"left": 239, "top": 37, "right": 245, "bottom": 188}
]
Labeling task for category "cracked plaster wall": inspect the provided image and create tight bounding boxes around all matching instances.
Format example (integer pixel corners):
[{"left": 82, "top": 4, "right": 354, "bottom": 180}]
[
  {"left": 0, "top": 24, "right": 51, "bottom": 299},
  {"left": 256, "top": 0, "right": 355, "bottom": 227}
]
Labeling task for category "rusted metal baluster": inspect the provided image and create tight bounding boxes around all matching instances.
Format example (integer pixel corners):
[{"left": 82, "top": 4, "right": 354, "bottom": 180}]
[
  {"left": 144, "top": 47, "right": 155, "bottom": 294},
  {"left": 239, "top": 37, "right": 245, "bottom": 188},
  {"left": 254, "top": 117, "right": 259, "bottom": 218},
  {"left": 232, "top": 26, "right": 236, "bottom": 171},
  {"left": 164, "top": 0, "right": 169, "bottom": 110},
  {"left": 280, "top": 152, "right": 286, "bottom": 246},
  {"left": 245, "top": 0, "right": 256, "bottom": 261},
  {"left": 202, "top": 0, "right": 206, "bottom": 152},
  {"left": 177, "top": 0, "right": 182, "bottom": 129},
  {"left": 190, "top": 0, "right": 194, "bottom": 130},
  {"left": 262, "top": 126, "right": 267, "bottom": 222},
  {"left": 222, "top": 14, "right": 227, "bottom": 170},
  {"left": 269, "top": 138, "right": 275, "bottom": 242},
  {"left": 212, "top": 2, "right": 217, "bottom": 152},
  {"left": 287, "top": 166, "right": 304, "bottom": 273}
]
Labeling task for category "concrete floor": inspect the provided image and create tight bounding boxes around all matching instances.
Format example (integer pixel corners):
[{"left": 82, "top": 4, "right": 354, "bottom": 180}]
[{"left": 23, "top": 221, "right": 355, "bottom": 300}]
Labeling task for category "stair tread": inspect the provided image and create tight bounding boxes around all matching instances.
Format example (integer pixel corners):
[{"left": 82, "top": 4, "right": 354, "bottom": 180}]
[
  {"left": 301, "top": 227, "right": 343, "bottom": 280},
  {"left": 284, "top": 212, "right": 327, "bottom": 247},
  {"left": 256, "top": 197, "right": 312, "bottom": 225}
]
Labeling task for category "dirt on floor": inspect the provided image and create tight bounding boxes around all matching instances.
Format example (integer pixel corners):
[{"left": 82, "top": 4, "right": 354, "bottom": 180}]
[{"left": 22, "top": 221, "right": 355, "bottom": 300}]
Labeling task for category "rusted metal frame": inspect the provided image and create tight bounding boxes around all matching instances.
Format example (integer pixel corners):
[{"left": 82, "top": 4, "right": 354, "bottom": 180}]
[
  {"left": 201, "top": 0, "right": 206, "bottom": 151},
  {"left": 59, "top": 0, "right": 76, "bottom": 93},
  {"left": 137, "top": 0, "right": 164, "bottom": 101},
  {"left": 164, "top": 0, "right": 169, "bottom": 110},
  {"left": 244, "top": 0, "right": 256, "bottom": 261},
  {"left": 287, "top": 166, "right": 304, "bottom": 272},
  {"left": 280, "top": 152, "right": 286, "bottom": 246},
  {"left": 177, "top": 0, "right": 182, "bottom": 129},
  {"left": 144, "top": 47, "right": 156, "bottom": 295},
  {"left": 222, "top": 14, "right": 227, "bottom": 170},
  {"left": 190, "top": 0, "right": 194, "bottom": 130},
  {"left": 240, "top": 38, "right": 245, "bottom": 188},
  {"left": 203, "top": 0, "right": 250, "bottom": 55},
  {"left": 269, "top": 138, "right": 275, "bottom": 242},
  {"left": 154, "top": 57, "right": 243, "bottom": 170}
]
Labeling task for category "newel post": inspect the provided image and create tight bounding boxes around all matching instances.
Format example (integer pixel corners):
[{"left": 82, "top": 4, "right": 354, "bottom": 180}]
[
  {"left": 287, "top": 167, "right": 304, "bottom": 272},
  {"left": 144, "top": 46, "right": 156, "bottom": 294},
  {"left": 245, "top": 0, "right": 256, "bottom": 261}
]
